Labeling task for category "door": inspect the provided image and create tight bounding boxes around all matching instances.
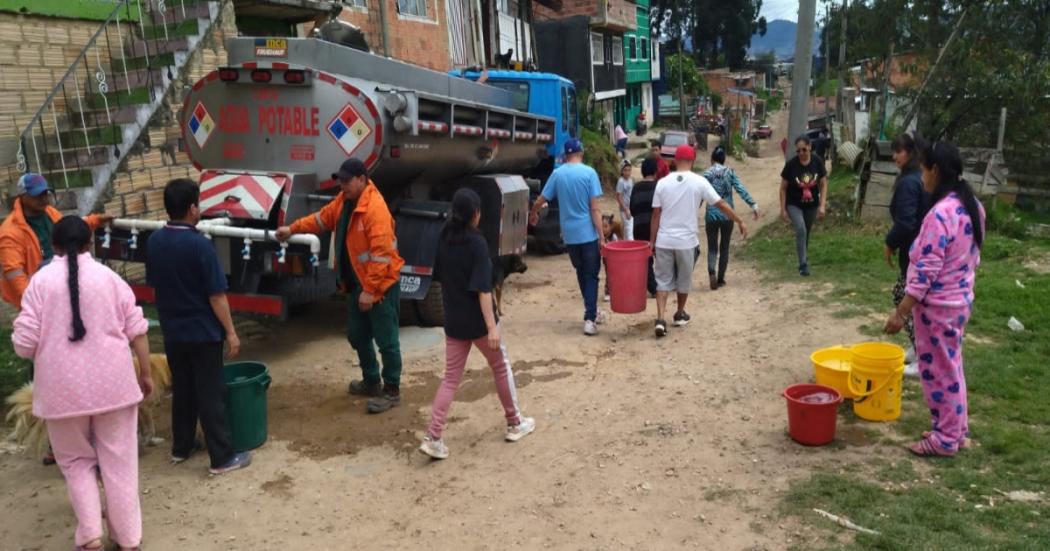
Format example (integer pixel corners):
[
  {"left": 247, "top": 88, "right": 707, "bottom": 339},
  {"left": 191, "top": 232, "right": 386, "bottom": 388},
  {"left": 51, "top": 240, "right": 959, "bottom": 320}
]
[{"left": 447, "top": 0, "right": 482, "bottom": 68}]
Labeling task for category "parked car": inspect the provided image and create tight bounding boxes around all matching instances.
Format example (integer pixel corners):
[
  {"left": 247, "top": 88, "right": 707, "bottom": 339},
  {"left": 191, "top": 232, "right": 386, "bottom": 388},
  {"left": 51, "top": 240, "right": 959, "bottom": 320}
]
[
  {"left": 750, "top": 124, "right": 773, "bottom": 139},
  {"left": 658, "top": 130, "right": 696, "bottom": 158}
]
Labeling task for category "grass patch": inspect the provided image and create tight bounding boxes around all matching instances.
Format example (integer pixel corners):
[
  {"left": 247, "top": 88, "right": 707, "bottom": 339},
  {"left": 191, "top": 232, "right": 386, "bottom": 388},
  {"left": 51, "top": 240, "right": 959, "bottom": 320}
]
[
  {"left": 581, "top": 127, "right": 621, "bottom": 191},
  {"left": 0, "top": 326, "right": 31, "bottom": 400},
  {"left": 747, "top": 172, "right": 1050, "bottom": 548}
]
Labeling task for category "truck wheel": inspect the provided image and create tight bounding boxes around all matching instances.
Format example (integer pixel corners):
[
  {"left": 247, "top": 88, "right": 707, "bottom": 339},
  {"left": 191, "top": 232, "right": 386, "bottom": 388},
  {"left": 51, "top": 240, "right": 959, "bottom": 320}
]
[
  {"left": 416, "top": 282, "right": 445, "bottom": 327},
  {"left": 399, "top": 299, "right": 420, "bottom": 327}
]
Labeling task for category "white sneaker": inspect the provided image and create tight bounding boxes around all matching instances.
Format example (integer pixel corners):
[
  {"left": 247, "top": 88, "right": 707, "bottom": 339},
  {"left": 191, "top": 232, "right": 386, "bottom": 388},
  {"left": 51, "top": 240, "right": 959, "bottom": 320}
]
[
  {"left": 419, "top": 435, "right": 449, "bottom": 459},
  {"left": 505, "top": 417, "right": 536, "bottom": 442},
  {"left": 603, "top": 294, "right": 610, "bottom": 302},
  {"left": 903, "top": 361, "right": 920, "bottom": 378},
  {"left": 595, "top": 310, "right": 608, "bottom": 324},
  {"left": 583, "top": 320, "right": 598, "bottom": 336},
  {"left": 905, "top": 345, "right": 917, "bottom": 364}
]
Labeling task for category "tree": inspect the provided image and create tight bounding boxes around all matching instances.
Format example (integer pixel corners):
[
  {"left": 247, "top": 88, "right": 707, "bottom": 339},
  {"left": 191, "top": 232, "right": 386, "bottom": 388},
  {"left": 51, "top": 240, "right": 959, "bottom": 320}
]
[
  {"left": 665, "top": 53, "right": 709, "bottom": 97},
  {"left": 651, "top": 0, "right": 767, "bottom": 70}
]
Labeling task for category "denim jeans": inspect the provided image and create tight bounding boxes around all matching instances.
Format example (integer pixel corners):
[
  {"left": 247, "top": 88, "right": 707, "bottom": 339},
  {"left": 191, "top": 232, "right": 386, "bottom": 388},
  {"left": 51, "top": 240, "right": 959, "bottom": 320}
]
[{"left": 566, "top": 240, "right": 600, "bottom": 322}]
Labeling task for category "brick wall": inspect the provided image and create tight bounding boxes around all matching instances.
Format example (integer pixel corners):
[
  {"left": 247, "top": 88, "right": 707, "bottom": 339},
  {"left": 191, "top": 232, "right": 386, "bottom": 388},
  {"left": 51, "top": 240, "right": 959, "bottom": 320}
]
[
  {"left": 332, "top": 0, "right": 452, "bottom": 72},
  {"left": 535, "top": 0, "right": 635, "bottom": 29},
  {"left": 0, "top": 13, "right": 135, "bottom": 180}
]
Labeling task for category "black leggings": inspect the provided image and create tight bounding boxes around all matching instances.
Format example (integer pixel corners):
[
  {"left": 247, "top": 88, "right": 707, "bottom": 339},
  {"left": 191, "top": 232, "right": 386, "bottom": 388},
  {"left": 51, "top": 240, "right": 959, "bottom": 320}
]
[{"left": 705, "top": 219, "right": 734, "bottom": 281}]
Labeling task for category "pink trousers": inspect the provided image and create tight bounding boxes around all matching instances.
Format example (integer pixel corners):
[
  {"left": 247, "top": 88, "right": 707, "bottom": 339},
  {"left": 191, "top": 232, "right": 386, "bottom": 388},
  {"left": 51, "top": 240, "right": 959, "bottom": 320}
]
[
  {"left": 46, "top": 405, "right": 141, "bottom": 548},
  {"left": 914, "top": 303, "right": 970, "bottom": 454},
  {"left": 427, "top": 331, "right": 522, "bottom": 440}
]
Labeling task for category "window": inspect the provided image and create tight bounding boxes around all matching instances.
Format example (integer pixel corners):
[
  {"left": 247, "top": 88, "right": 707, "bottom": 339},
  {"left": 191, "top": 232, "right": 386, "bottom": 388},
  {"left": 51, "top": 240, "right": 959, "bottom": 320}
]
[
  {"left": 591, "top": 33, "right": 604, "bottom": 64},
  {"left": 397, "top": 0, "right": 427, "bottom": 18},
  {"left": 612, "top": 36, "right": 623, "bottom": 65},
  {"left": 628, "top": 36, "right": 637, "bottom": 60},
  {"left": 640, "top": 38, "right": 648, "bottom": 60},
  {"left": 568, "top": 87, "right": 578, "bottom": 137},
  {"left": 489, "top": 81, "right": 530, "bottom": 112},
  {"left": 347, "top": 0, "right": 367, "bottom": 8}
]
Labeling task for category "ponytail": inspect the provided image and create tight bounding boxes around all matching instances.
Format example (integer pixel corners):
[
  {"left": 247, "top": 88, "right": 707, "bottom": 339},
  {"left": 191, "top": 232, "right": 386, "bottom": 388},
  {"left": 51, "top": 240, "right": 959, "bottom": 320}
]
[
  {"left": 921, "top": 141, "right": 984, "bottom": 248},
  {"left": 52, "top": 216, "right": 91, "bottom": 342}
]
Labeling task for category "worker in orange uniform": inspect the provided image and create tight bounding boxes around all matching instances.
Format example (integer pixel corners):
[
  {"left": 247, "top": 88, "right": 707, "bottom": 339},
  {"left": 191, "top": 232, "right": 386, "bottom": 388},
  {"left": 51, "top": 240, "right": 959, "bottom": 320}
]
[
  {"left": 1, "top": 173, "right": 111, "bottom": 310},
  {"left": 1, "top": 172, "right": 112, "bottom": 465},
  {"left": 276, "top": 159, "right": 405, "bottom": 414}
]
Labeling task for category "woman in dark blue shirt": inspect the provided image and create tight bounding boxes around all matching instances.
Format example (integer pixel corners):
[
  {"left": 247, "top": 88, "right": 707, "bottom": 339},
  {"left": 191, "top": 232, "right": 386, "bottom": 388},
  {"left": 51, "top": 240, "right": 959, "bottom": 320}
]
[{"left": 884, "top": 133, "right": 930, "bottom": 367}]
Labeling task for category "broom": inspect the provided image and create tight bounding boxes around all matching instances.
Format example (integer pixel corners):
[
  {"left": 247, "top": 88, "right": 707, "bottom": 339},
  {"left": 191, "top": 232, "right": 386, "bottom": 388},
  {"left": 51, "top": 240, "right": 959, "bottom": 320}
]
[{"left": 4, "top": 354, "right": 173, "bottom": 454}]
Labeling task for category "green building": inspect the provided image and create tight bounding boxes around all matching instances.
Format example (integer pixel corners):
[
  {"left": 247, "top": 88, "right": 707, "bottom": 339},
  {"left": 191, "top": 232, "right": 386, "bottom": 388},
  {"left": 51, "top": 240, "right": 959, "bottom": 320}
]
[{"left": 614, "top": 0, "right": 652, "bottom": 132}]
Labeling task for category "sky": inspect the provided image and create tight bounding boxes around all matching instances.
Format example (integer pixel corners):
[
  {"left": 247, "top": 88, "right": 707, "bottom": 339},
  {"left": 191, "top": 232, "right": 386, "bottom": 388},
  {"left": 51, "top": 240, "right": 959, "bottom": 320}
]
[{"left": 761, "top": 0, "right": 801, "bottom": 22}]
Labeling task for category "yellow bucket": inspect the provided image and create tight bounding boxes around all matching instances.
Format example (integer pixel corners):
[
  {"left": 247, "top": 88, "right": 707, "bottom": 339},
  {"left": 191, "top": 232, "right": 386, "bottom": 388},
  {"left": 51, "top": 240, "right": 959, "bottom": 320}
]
[
  {"left": 848, "top": 342, "right": 905, "bottom": 421},
  {"left": 810, "top": 345, "right": 855, "bottom": 399}
]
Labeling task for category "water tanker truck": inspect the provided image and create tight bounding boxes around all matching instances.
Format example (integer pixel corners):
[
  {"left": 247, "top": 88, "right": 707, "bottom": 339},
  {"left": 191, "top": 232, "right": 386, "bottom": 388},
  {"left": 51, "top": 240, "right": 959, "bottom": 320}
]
[{"left": 98, "top": 36, "right": 578, "bottom": 324}]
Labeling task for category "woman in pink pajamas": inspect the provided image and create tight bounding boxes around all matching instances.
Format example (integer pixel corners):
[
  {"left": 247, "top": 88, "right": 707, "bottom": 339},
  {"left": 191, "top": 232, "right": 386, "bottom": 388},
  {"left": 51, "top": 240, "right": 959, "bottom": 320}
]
[
  {"left": 13, "top": 216, "right": 153, "bottom": 550},
  {"left": 885, "top": 142, "right": 984, "bottom": 457},
  {"left": 419, "top": 189, "right": 536, "bottom": 460}
]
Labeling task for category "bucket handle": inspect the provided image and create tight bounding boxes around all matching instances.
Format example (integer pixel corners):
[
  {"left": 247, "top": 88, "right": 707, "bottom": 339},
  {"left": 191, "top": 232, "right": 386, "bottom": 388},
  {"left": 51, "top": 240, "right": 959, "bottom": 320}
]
[
  {"left": 847, "top": 366, "right": 900, "bottom": 400},
  {"left": 260, "top": 374, "right": 272, "bottom": 390}
]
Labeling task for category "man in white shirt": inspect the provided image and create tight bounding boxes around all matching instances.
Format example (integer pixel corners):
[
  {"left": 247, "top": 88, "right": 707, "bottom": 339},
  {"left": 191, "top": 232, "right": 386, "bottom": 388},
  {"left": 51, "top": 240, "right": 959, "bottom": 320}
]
[{"left": 649, "top": 145, "right": 749, "bottom": 337}]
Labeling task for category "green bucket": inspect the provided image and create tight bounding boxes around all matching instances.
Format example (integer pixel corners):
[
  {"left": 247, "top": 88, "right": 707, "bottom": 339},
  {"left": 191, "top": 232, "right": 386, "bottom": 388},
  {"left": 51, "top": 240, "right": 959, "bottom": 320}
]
[{"left": 223, "top": 361, "right": 272, "bottom": 452}]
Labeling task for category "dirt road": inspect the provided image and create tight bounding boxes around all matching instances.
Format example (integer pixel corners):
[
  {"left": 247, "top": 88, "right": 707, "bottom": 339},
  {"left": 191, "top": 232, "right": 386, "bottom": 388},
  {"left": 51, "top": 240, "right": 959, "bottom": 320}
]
[{"left": 1, "top": 108, "right": 876, "bottom": 550}]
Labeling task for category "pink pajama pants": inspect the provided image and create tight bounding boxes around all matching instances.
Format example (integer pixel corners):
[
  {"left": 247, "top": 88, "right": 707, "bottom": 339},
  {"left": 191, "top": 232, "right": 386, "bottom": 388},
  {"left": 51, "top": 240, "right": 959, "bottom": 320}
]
[
  {"left": 914, "top": 303, "right": 970, "bottom": 454},
  {"left": 427, "top": 331, "right": 522, "bottom": 440},
  {"left": 46, "top": 405, "right": 141, "bottom": 548}
]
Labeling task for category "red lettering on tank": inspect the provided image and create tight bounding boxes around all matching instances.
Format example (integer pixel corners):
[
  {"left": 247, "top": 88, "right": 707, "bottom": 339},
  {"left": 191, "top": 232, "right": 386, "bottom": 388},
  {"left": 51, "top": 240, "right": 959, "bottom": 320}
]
[
  {"left": 255, "top": 105, "right": 323, "bottom": 137},
  {"left": 219, "top": 105, "right": 250, "bottom": 134},
  {"left": 310, "top": 107, "right": 320, "bottom": 136},
  {"left": 281, "top": 107, "right": 293, "bottom": 135}
]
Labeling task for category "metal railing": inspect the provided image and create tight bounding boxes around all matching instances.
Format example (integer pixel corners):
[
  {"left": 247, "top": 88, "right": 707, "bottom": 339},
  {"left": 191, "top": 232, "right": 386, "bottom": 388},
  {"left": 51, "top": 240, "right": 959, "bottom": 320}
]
[{"left": 13, "top": 0, "right": 191, "bottom": 190}]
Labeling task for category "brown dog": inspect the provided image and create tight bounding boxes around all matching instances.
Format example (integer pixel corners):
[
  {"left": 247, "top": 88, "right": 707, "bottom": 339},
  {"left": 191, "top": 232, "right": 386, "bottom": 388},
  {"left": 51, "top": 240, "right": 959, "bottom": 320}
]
[{"left": 493, "top": 254, "right": 528, "bottom": 316}]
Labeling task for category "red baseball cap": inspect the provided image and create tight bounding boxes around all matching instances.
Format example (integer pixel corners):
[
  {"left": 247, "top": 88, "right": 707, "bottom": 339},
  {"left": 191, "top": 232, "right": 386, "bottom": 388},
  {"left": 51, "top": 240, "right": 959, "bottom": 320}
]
[{"left": 674, "top": 144, "right": 696, "bottom": 161}]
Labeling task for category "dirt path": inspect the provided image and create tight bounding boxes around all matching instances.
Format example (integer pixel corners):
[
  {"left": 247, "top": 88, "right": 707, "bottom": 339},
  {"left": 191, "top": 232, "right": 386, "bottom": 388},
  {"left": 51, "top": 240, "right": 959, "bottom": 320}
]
[{"left": 1, "top": 108, "right": 878, "bottom": 550}]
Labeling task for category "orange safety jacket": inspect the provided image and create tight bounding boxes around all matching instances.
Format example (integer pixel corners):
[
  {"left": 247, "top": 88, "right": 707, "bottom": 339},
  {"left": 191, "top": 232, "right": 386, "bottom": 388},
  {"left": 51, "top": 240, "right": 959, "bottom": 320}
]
[
  {"left": 0, "top": 199, "right": 104, "bottom": 309},
  {"left": 289, "top": 181, "right": 403, "bottom": 298}
]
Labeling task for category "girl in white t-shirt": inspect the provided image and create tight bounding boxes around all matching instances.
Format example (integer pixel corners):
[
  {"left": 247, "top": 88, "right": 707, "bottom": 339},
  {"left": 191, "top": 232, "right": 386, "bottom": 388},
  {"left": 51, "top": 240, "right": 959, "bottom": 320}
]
[{"left": 615, "top": 162, "right": 634, "bottom": 240}]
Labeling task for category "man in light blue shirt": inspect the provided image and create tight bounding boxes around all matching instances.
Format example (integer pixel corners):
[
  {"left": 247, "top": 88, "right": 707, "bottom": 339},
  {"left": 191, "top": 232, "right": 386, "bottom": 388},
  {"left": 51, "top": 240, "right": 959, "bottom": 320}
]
[{"left": 529, "top": 139, "right": 606, "bottom": 335}]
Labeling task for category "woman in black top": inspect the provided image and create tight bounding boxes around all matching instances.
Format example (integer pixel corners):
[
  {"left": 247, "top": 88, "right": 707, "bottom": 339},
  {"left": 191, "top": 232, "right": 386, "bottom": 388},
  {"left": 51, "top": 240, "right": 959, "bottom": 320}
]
[
  {"left": 419, "top": 189, "right": 536, "bottom": 460},
  {"left": 885, "top": 133, "right": 930, "bottom": 364},
  {"left": 779, "top": 136, "right": 828, "bottom": 276}
]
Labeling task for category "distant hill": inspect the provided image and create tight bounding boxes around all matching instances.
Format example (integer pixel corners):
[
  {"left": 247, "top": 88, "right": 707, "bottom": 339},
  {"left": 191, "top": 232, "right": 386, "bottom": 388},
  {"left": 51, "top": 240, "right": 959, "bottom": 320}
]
[{"left": 748, "top": 19, "right": 821, "bottom": 60}]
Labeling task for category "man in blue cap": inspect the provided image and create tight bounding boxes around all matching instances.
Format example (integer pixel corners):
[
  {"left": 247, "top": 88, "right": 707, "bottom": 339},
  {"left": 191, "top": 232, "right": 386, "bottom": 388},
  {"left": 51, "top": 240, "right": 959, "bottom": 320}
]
[{"left": 528, "top": 139, "right": 606, "bottom": 335}]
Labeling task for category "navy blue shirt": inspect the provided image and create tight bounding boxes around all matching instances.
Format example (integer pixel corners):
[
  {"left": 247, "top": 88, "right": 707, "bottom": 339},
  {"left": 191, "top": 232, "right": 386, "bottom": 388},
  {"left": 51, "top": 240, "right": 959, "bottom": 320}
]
[{"left": 146, "top": 222, "right": 228, "bottom": 343}]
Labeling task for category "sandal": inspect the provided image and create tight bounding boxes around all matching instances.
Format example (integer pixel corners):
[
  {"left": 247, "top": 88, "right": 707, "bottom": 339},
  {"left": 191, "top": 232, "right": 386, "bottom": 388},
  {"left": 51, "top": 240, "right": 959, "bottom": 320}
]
[
  {"left": 908, "top": 436, "right": 955, "bottom": 458},
  {"left": 923, "top": 431, "right": 974, "bottom": 450}
]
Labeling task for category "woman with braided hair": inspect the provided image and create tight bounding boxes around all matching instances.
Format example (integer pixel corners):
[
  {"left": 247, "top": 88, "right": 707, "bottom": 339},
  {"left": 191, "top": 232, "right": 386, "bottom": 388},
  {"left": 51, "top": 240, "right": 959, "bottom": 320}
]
[{"left": 13, "top": 216, "right": 153, "bottom": 550}]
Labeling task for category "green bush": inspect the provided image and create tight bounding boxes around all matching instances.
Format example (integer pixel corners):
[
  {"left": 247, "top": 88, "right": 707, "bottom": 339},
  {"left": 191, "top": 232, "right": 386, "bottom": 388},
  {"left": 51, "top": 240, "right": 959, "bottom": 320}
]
[
  {"left": 581, "top": 127, "right": 620, "bottom": 191},
  {"left": 986, "top": 200, "right": 1031, "bottom": 240}
]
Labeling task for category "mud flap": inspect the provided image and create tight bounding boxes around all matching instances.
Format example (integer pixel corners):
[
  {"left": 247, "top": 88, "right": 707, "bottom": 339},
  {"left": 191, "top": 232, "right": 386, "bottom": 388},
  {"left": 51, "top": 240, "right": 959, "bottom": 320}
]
[{"left": 394, "top": 199, "right": 449, "bottom": 300}]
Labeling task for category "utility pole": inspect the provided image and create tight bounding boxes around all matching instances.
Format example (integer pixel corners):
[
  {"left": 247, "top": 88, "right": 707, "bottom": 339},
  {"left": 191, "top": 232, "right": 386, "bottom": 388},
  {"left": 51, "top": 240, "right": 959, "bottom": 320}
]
[
  {"left": 788, "top": 0, "right": 818, "bottom": 158},
  {"left": 678, "top": 38, "right": 686, "bottom": 130},
  {"left": 836, "top": 0, "right": 848, "bottom": 141},
  {"left": 823, "top": 3, "right": 831, "bottom": 125}
]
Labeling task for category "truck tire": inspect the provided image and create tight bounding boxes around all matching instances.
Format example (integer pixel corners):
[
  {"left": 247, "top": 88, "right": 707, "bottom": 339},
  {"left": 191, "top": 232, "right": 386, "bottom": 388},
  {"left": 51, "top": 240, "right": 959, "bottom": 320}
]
[
  {"left": 399, "top": 299, "right": 420, "bottom": 327},
  {"left": 416, "top": 282, "right": 445, "bottom": 327}
]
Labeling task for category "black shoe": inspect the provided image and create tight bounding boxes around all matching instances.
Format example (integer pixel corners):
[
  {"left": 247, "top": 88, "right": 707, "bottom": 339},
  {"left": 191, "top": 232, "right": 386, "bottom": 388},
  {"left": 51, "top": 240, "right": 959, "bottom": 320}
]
[
  {"left": 799, "top": 264, "right": 810, "bottom": 277},
  {"left": 717, "top": 279, "right": 727, "bottom": 288},
  {"left": 709, "top": 272, "right": 718, "bottom": 290},
  {"left": 348, "top": 380, "right": 383, "bottom": 397},
  {"left": 367, "top": 388, "right": 401, "bottom": 414},
  {"left": 673, "top": 311, "right": 691, "bottom": 327},
  {"left": 655, "top": 319, "right": 668, "bottom": 338}
]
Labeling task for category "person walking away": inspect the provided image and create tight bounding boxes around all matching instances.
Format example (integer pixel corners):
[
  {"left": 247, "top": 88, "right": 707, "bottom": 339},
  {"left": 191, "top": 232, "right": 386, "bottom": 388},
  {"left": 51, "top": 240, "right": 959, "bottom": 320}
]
[
  {"left": 277, "top": 159, "right": 405, "bottom": 413},
  {"left": 650, "top": 145, "right": 749, "bottom": 337},
  {"left": 529, "top": 139, "right": 606, "bottom": 335},
  {"left": 1, "top": 172, "right": 111, "bottom": 465},
  {"left": 884, "top": 133, "right": 931, "bottom": 374},
  {"left": 779, "top": 136, "right": 828, "bottom": 276},
  {"left": 13, "top": 216, "right": 153, "bottom": 551},
  {"left": 884, "top": 142, "right": 984, "bottom": 457},
  {"left": 702, "top": 146, "right": 760, "bottom": 290},
  {"left": 648, "top": 144, "right": 671, "bottom": 181},
  {"left": 419, "top": 189, "right": 536, "bottom": 459},
  {"left": 630, "top": 159, "right": 660, "bottom": 296},
  {"left": 601, "top": 214, "right": 623, "bottom": 302},
  {"left": 147, "top": 179, "right": 250, "bottom": 474},
  {"left": 615, "top": 162, "right": 634, "bottom": 241},
  {"left": 614, "top": 124, "right": 629, "bottom": 158}
]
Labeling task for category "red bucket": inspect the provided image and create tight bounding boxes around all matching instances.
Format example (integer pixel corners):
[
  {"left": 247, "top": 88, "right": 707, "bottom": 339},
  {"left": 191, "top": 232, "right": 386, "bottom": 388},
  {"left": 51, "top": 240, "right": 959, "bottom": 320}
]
[
  {"left": 783, "top": 384, "right": 843, "bottom": 446},
  {"left": 603, "top": 240, "right": 651, "bottom": 314}
]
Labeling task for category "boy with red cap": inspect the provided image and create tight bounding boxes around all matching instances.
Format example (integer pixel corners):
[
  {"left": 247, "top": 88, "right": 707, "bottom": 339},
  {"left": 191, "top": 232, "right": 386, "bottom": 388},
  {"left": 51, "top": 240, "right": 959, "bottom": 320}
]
[{"left": 649, "top": 145, "right": 749, "bottom": 337}]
